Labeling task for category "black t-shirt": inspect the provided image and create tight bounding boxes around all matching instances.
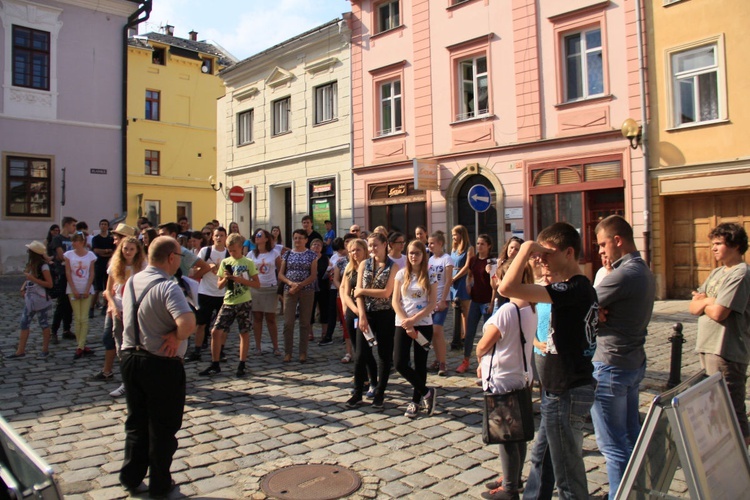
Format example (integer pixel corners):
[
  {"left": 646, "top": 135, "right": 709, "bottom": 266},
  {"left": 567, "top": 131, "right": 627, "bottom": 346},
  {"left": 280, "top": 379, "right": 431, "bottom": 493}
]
[
  {"left": 92, "top": 233, "right": 115, "bottom": 267},
  {"left": 540, "top": 274, "right": 598, "bottom": 393},
  {"left": 50, "top": 234, "right": 72, "bottom": 262},
  {"left": 305, "top": 230, "right": 323, "bottom": 249}
]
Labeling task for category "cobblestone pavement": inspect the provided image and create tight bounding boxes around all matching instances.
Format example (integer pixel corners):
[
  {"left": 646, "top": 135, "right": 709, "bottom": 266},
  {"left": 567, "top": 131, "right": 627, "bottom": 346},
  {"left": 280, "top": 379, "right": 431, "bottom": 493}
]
[{"left": 0, "top": 284, "right": 744, "bottom": 499}]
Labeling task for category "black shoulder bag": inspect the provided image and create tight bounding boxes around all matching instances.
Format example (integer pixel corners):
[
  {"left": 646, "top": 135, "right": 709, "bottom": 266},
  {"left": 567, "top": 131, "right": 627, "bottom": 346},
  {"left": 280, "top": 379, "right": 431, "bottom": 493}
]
[{"left": 481, "top": 303, "right": 535, "bottom": 444}]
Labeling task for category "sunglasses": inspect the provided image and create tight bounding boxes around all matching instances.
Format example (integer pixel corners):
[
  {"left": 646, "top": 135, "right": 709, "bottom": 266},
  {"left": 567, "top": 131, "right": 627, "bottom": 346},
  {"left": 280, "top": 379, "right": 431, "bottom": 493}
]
[{"left": 255, "top": 232, "right": 264, "bottom": 238}]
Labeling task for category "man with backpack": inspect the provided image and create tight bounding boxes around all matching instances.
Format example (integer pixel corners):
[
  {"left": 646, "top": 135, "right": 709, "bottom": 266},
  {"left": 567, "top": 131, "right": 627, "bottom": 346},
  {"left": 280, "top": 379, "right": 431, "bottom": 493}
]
[{"left": 50, "top": 216, "right": 77, "bottom": 342}]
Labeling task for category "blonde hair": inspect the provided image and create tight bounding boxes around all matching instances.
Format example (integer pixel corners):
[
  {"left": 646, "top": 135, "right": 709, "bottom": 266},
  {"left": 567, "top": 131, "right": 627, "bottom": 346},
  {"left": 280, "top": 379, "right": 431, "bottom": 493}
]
[
  {"left": 226, "top": 233, "right": 244, "bottom": 248},
  {"left": 345, "top": 238, "right": 367, "bottom": 276},
  {"left": 498, "top": 260, "right": 536, "bottom": 312},
  {"left": 402, "top": 241, "right": 430, "bottom": 298},
  {"left": 110, "top": 237, "right": 145, "bottom": 284},
  {"left": 451, "top": 225, "right": 470, "bottom": 253}
]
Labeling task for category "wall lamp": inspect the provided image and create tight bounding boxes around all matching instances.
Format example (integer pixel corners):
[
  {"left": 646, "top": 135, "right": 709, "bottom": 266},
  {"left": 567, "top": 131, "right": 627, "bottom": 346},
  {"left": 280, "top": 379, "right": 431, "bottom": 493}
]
[
  {"left": 621, "top": 118, "right": 642, "bottom": 150},
  {"left": 208, "top": 175, "right": 228, "bottom": 199}
]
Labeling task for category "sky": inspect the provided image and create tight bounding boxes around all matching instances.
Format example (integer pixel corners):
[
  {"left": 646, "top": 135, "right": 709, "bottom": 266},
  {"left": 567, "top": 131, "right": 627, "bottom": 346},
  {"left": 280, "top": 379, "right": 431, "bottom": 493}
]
[{"left": 141, "top": 0, "right": 351, "bottom": 61}]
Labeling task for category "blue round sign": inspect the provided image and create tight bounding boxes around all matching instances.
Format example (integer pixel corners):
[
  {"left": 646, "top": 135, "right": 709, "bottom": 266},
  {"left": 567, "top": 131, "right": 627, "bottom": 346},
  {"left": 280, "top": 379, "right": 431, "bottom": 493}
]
[{"left": 467, "top": 184, "right": 492, "bottom": 213}]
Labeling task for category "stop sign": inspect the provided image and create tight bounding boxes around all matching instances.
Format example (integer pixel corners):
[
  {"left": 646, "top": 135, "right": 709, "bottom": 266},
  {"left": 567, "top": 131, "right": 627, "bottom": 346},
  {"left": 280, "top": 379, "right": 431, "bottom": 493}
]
[{"left": 228, "top": 186, "right": 245, "bottom": 203}]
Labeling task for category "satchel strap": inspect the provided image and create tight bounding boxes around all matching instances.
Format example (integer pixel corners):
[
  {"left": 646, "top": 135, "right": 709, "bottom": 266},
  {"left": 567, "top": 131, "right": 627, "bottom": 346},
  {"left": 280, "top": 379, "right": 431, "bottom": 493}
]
[{"left": 485, "top": 302, "right": 529, "bottom": 384}]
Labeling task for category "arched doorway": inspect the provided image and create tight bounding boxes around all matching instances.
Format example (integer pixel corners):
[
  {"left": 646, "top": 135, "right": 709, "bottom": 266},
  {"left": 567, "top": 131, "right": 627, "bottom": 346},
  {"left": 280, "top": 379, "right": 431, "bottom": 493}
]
[{"left": 456, "top": 175, "right": 499, "bottom": 252}]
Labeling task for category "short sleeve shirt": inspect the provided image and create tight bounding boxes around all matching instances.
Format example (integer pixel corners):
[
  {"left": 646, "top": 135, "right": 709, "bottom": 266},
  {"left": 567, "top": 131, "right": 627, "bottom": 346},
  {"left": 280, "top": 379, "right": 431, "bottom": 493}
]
[
  {"left": 283, "top": 249, "right": 317, "bottom": 292},
  {"left": 217, "top": 255, "right": 258, "bottom": 305},
  {"left": 695, "top": 263, "right": 750, "bottom": 364},
  {"left": 429, "top": 253, "right": 454, "bottom": 301},
  {"left": 179, "top": 245, "right": 199, "bottom": 277},
  {"left": 394, "top": 268, "right": 437, "bottom": 327},
  {"left": 92, "top": 233, "right": 115, "bottom": 267},
  {"left": 64, "top": 250, "right": 97, "bottom": 294},
  {"left": 249, "top": 249, "right": 280, "bottom": 287}
]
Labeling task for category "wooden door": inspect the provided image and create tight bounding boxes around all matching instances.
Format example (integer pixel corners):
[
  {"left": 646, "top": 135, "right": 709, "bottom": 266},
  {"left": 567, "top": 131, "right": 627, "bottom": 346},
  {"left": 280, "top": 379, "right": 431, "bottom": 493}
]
[{"left": 666, "top": 190, "right": 750, "bottom": 298}]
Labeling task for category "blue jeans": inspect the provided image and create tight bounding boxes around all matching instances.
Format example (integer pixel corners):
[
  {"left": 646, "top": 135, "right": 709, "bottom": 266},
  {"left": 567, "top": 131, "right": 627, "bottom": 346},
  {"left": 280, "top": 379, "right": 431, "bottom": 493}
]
[
  {"left": 591, "top": 361, "right": 645, "bottom": 499},
  {"left": 523, "top": 382, "right": 595, "bottom": 500},
  {"left": 464, "top": 300, "right": 491, "bottom": 359}
]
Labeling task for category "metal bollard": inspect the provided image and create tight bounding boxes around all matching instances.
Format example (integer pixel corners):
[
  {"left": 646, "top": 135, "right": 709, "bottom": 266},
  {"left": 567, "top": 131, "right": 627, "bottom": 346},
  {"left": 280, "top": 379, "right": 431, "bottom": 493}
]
[{"left": 666, "top": 322, "right": 685, "bottom": 389}]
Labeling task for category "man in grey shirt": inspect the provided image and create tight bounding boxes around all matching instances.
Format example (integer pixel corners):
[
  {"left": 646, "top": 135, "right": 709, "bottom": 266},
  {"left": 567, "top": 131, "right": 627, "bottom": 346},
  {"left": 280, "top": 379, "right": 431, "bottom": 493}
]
[
  {"left": 592, "top": 215, "right": 655, "bottom": 499},
  {"left": 119, "top": 236, "right": 195, "bottom": 498}
]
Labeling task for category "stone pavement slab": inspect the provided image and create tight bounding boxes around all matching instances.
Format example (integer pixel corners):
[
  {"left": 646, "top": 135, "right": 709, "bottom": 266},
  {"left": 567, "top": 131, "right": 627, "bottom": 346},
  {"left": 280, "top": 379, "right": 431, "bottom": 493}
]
[{"left": 1, "top": 295, "right": 747, "bottom": 499}]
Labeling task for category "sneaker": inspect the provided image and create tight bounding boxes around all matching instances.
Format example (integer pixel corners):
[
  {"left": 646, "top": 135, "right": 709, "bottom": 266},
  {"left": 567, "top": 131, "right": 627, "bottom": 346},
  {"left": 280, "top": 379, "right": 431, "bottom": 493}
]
[
  {"left": 372, "top": 393, "right": 385, "bottom": 409},
  {"left": 109, "top": 384, "right": 126, "bottom": 398},
  {"left": 8, "top": 352, "right": 26, "bottom": 359},
  {"left": 219, "top": 349, "right": 227, "bottom": 362},
  {"left": 63, "top": 331, "right": 76, "bottom": 340},
  {"left": 421, "top": 388, "right": 437, "bottom": 416},
  {"left": 365, "top": 385, "right": 377, "bottom": 399},
  {"left": 485, "top": 478, "right": 525, "bottom": 493},
  {"left": 427, "top": 360, "right": 440, "bottom": 372},
  {"left": 37, "top": 351, "right": 50, "bottom": 360},
  {"left": 236, "top": 364, "right": 246, "bottom": 377},
  {"left": 82, "top": 347, "right": 95, "bottom": 357},
  {"left": 481, "top": 486, "right": 520, "bottom": 500},
  {"left": 91, "top": 370, "right": 114, "bottom": 381},
  {"left": 456, "top": 359, "right": 470, "bottom": 374},
  {"left": 404, "top": 402, "right": 419, "bottom": 418},
  {"left": 199, "top": 364, "right": 221, "bottom": 376},
  {"left": 51, "top": 333, "right": 59, "bottom": 345},
  {"left": 318, "top": 337, "right": 333, "bottom": 347},
  {"left": 438, "top": 362, "right": 448, "bottom": 377},
  {"left": 185, "top": 350, "right": 201, "bottom": 363},
  {"left": 73, "top": 348, "right": 84, "bottom": 360},
  {"left": 345, "top": 394, "right": 363, "bottom": 408}
]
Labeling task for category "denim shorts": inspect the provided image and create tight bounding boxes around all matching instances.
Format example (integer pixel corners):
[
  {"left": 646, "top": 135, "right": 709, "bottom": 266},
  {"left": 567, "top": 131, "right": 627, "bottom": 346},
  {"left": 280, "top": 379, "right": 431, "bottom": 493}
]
[
  {"left": 20, "top": 305, "right": 51, "bottom": 330},
  {"left": 432, "top": 308, "right": 448, "bottom": 326}
]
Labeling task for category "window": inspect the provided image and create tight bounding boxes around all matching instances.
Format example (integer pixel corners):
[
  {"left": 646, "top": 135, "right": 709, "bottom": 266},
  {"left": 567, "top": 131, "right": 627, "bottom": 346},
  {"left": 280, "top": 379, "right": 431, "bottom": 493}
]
[
  {"left": 272, "top": 97, "right": 290, "bottom": 136},
  {"left": 238, "top": 110, "right": 253, "bottom": 145},
  {"left": 672, "top": 43, "right": 720, "bottom": 126},
  {"left": 144, "top": 200, "right": 160, "bottom": 226},
  {"left": 176, "top": 202, "right": 191, "bottom": 225},
  {"left": 201, "top": 58, "right": 213, "bottom": 74},
  {"left": 564, "top": 28, "right": 603, "bottom": 101},
  {"left": 145, "top": 150, "right": 160, "bottom": 175},
  {"left": 378, "top": 79, "right": 402, "bottom": 136},
  {"left": 458, "top": 55, "right": 488, "bottom": 120},
  {"left": 5, "top": 156, "right": 51, "bottom": 217},
  {"left": 152, "top": 47, "right": 166, "bottom": 65},
  {"left": 315, "top": 82, "right": 338, "bottom": 124},
  {"left": 145, "top": 90, "right": 160, "bottom": 121},
  {"left": 12, "top": 25, "right": 50, "bottom": 91},
  {"left": 376, "top": 0, "right": 400, "bottom": 33},
  {"left": 368, "top": 181, "right": 426, "bottom": 236}
]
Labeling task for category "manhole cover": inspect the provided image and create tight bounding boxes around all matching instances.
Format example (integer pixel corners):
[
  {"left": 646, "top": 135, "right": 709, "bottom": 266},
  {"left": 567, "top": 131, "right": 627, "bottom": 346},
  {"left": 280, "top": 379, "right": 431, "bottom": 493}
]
[{"left": 261, "top": 464, "right": 362, "bottom": 500}]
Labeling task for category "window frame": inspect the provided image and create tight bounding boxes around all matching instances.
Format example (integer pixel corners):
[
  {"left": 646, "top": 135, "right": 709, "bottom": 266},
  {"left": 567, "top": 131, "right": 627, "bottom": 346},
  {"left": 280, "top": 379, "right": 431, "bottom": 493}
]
[
  {"left": 377, "top": 79, "right": 402, "bottom": 136},
  {"left": 4, "top": 154, "right": 52, "bottom": 218},
  {"left": 448, "top": 35, "right": 493, "bottom": 124},
  {"left": 11, "top": 25, "right": 51, "bottom": 91},
  {"left": 272, "top": 96, "right": 291, "bottom": 136},
  {"left": 145, "top": 90, "right": 161, "bottom": 121},
  {"left": 667, "top": 36, "right": 726, "bottom": 129},
  {"left": 314, "top": 81, "right": 338, "bottom": 125},
  {"left": 145, "top": 150, "right": 160, "bottom": 176},
  {"left": 238, "top": 109, "right": 253, "bottom": 145},
  {"left": 374, "top": 0, "right": 401, "bottom": 35},
  {"left": 562, "top": 26, "right": 604, "bottom": 102},
  {"left": 456, "top": 54, "right": 489, "bottom": 121}
]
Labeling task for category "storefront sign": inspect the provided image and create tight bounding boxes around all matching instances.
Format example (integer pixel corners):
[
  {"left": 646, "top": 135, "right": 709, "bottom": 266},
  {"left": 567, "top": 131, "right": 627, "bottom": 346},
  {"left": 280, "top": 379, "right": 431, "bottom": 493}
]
[
  {"left": 312, "top": 199, "right": 330, "bottom": 234},
  {"left": 413, "top": 158, "right": 438, "bottom": 191},
  {"left": 312, "top": 182, "right": 333, "bottom": 194},
  {"left": 389, "top": 184, "right": 407, "bottom": 197}
]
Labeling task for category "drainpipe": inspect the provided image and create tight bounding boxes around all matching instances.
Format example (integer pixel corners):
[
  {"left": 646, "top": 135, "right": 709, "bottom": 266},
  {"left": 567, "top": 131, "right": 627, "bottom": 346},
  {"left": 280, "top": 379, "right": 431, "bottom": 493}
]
[
  {"left": 635, "top": 0, "right": 650, "bottom": 267},
  {"left": 119, "top": 1, "right": 152, "bottom": 224}
]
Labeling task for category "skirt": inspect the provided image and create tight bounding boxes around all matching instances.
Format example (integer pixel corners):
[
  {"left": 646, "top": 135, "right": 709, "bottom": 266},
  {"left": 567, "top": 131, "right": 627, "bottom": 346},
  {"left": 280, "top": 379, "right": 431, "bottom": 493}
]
[{"left": 252, "top": 285, "right": 278, "bottom": 313}]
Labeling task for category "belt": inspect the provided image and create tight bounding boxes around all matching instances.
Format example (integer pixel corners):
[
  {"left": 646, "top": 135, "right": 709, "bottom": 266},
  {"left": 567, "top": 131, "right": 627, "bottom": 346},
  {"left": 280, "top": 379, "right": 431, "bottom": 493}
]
[{"left": 121, "top": 348, "right": 183, "bottom": 362}]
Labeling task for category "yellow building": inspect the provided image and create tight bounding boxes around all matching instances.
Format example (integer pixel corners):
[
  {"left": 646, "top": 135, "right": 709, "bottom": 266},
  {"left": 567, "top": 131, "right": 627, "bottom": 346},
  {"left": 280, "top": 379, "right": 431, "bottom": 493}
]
[
  {"left": 647, "top": 0, "right": 750, "bottom": 298},
  {"left": 126, "top": 28, "right": 236, "bottom": 229}
]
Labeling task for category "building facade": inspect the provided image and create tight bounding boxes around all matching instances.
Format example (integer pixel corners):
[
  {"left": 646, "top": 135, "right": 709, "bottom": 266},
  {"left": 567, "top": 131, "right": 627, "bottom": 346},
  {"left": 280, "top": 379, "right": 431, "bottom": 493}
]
[
  {"left": 350, "top": 0, "right": 648, "bottom": 277},
  {"left": 0, "top": 0, "right": 141, "bottom": 273},
  {"left": 126, "top": 29, "right": 236, "bottom": 230},
  {"left": 216, "top": 18, "right": 352, "bottom": 242},
  {"left": 647, "top": 0, "right": 750, "bottom": 298}
]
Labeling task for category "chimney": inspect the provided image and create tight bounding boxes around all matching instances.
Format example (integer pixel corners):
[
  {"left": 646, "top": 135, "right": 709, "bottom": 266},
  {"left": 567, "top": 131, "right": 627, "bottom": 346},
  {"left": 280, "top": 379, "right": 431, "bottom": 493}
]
[
  {"left": 189, "top": 30, "right": 198, "bottom": 41},
  {"left": 165, "top": 24, "right": 174, "bottom": 36}
]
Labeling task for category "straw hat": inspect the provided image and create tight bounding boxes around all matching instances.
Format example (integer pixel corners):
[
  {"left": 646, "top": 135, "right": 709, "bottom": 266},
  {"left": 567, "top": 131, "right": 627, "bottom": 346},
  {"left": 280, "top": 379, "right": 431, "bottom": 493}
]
[
  {"left": 112, "top": 223, "right": 136, "bottom": 237},
  {"left": 25, "top": 240, "right": 47, "bottom": 256}
]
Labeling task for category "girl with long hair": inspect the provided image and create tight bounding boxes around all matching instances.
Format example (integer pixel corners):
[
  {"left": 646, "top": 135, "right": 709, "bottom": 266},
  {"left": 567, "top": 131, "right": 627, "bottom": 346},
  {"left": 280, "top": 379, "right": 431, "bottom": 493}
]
[
  {"left": 427, "top": 230, "right": 453, "bottom": 376},
  {"left": 9, "top": 241, "right": 53, "bottom": 358},
  {"left": 477, "top": 261, "right": 538, "bottom": 499},
  {"left": 101, "top": 236, "right": 147, "bottom": 397},
  {"left": 140, "top": 228, "right": 158, "bottom": 255},
  {"left": 45, "top": 224, "right": 60, "bottom": 257},
  {"left": 249, "top": 228, "right": 282, "bottom": 355},
  {"left": 449, "top": 225, "right": 474, "bottom": 350},
  {"left": 347, "top": 232, "right": 399, "bottom": 409},
  {"left": 393, "top": 240, "right": 438, "bottom": 418}
]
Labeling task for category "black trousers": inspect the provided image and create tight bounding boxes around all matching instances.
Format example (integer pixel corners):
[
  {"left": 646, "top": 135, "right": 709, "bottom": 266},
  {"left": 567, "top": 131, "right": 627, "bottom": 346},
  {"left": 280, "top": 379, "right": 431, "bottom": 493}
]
[
  {"left": 394, "top": 325, "right": 433, "bottom": 402},
  {"left": 354, "top": 309, "right": 395, "bottom": 397},
  {"left": 51, "top": 294, "right": 72, "bottom": 333},
  {"left": 346, "top": 308, "right": 377, "bottom": 388},
  {"left": 119, "top": 352, "right": 185, "bottom": 496}
]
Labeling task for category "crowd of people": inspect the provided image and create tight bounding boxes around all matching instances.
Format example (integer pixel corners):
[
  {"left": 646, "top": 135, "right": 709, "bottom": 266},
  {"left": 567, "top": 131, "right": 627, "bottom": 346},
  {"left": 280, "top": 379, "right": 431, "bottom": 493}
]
[{"left": 8, "top": 213, "right": 750, "bottom": 500}]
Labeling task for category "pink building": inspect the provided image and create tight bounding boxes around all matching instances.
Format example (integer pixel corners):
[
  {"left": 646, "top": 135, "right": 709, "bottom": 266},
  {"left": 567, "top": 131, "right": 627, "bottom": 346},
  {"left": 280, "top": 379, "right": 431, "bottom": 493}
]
[{"left": 350, "top": 0, "right": 648, "bottom": 276}]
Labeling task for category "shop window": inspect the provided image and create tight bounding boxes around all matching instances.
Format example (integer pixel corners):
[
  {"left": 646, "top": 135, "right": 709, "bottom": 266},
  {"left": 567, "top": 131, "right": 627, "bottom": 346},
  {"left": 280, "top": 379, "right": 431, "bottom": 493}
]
[
  {"left": 309, "top": 179, "right": 336, "bottom": 234},
  {"left": 368, "top": 181, "right": 426, "bottom": 236}
]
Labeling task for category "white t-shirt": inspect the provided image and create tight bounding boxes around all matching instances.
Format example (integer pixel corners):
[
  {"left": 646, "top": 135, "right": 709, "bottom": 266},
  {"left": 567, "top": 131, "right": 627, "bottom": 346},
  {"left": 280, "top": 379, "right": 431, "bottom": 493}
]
[
  {"left": 389, "top": 254, "right": 407, "bottom": 270},
  {"left": 428, "top": 253, "right": 454, "bottom": 302},
  {"left": 394, "top": 268, "right": 436, "bottom": 327},
  {"left": 64, "top": 250, "right": 97, "bottom": 295},
  {"left": 480, "top": 302, "right": 538, "bottom": 394},
  {"left": 249, "top": 249, "right": 280, "bottom": 287},
  {"left": 198, "top": 246, "right": 230, "bottom": 297},
  {"left": 109, "top": 262, "right": 148, "bottom": 311}
]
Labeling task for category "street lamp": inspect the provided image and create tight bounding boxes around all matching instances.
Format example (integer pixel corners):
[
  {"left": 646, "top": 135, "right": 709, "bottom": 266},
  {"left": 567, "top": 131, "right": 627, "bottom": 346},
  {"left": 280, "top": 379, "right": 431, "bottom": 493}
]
[{"left": 621, "top": 118, "right": 642, "bottom": 150}]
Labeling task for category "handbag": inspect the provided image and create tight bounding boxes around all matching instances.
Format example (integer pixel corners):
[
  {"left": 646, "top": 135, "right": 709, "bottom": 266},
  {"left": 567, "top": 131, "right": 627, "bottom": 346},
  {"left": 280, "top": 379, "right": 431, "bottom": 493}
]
[{"left": 481, "top": 303, "right": 535, "bottom": 444}]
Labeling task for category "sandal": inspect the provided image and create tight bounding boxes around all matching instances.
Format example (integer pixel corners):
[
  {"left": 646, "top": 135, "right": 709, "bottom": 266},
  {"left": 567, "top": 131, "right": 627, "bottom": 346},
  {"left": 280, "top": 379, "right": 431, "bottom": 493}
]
[
  {"left": 341, "top": 353, "right": 352, "bottom": 364},
  {"left": 273, "top": 348, "right": 282, "bottom": 356}
]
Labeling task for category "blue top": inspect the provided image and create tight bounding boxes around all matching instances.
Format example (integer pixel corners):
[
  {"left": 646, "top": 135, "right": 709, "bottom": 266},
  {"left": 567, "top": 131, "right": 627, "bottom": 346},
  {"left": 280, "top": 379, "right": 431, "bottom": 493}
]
[
  {"left": 324, "top": 229, "right": 336, "bottom": 256},
  {"left": 450, "top": 249, "right": 471, "bottom": 301}
]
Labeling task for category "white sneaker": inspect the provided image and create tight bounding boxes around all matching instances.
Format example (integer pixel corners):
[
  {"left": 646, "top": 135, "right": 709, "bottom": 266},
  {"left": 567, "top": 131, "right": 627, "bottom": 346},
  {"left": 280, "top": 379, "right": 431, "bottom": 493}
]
[{"left": 109, "top": 383, "right": 126, "bottom": 398}]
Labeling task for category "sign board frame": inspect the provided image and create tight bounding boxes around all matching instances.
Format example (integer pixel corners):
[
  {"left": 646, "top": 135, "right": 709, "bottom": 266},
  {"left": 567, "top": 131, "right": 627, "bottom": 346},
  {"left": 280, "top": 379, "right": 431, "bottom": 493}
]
[{"left": 413, "top": 158, "right": 439, "bottom": 191}]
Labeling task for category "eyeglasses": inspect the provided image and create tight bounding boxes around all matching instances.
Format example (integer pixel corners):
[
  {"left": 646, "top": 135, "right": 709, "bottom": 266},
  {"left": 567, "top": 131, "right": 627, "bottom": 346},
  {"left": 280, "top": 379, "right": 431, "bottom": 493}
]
[
  {"left": 393, "top": 240, "right": 405, "bottom": 245},
  {"left": 172, "top": 251, "right": 184, "bottom": 258}
]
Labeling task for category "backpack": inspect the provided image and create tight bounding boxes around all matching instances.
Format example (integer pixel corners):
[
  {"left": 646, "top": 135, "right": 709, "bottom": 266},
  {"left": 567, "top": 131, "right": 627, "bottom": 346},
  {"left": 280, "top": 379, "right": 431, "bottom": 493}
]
[{"left": 47, "top": 261, "right": 67, "bottom": 300}]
